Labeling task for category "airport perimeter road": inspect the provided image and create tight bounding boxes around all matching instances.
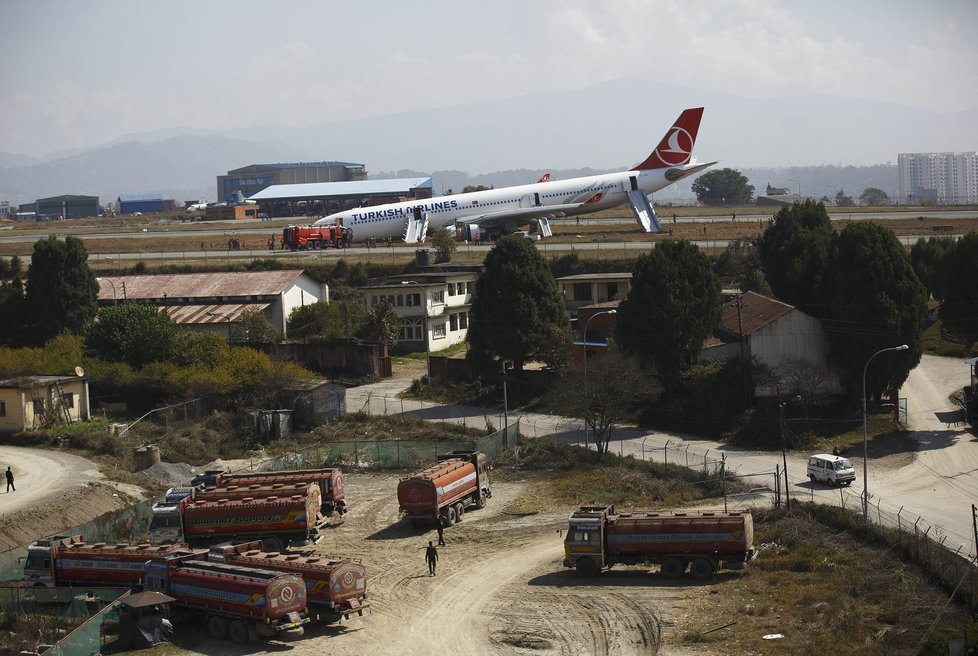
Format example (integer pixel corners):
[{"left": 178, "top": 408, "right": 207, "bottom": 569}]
[{"left": 347, "top": 354, "right": 977, "bottom": 555}]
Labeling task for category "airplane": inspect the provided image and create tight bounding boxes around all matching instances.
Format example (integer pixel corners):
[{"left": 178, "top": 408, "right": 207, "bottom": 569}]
[{"left": 312, "top": 107, "right": 714, "bottom": 243}]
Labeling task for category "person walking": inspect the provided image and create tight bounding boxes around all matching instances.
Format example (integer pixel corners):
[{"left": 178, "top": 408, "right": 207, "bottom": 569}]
[
  {"left": 5, "top": 466, "right": 14, "bottom": 492},
  {"left": 436, "top": 517, "right": 446, "bottom": 546},
  {"left": 425, "top": 541, "right": 438, "bottom": 576}
]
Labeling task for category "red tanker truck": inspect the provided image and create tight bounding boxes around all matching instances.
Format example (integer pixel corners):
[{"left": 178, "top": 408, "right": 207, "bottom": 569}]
[
  {"left": 397, "top": 450, "right": 491, "bottom": 526},
  {"left": 143, "top": 555, "right": 309, "bottom": 643},
  {"left": 23, "top": 535, "right": 193, "bottom": 588},
  {"left": 158, "top": 488, "right": 325, "bottom": 551},
  {"left": 220, "top": 468, "right": 348, "bottom": 517},
  {"left": 282, "top": 224, "right": 351, "bottom": 250},
  {"left": 562, "top": 505, "right": 756, "bottom": 579},
  {"left": 205, "top": 541, "right": 368, "bottom": 623}
]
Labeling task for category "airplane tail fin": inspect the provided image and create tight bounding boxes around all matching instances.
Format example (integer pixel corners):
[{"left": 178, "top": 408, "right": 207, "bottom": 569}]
[{"left": 631, "top": 107, "right": 704, "bottom": 171}]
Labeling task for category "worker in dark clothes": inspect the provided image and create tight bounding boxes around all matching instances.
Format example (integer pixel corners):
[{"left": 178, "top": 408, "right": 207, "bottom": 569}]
[
  {"left": 436, "top": 517, "right": 446, "bottom": 546},
  {"left": 5, "top": 466, "right": 14, "bottom": 492},
  {"left": 425, "top": 541, "right": 438, "bottom": 576}
]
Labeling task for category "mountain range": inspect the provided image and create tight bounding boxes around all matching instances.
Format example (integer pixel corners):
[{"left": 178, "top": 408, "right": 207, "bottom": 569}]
[{"left": 2, "top": 79, "right": 974, "bottom": 207}]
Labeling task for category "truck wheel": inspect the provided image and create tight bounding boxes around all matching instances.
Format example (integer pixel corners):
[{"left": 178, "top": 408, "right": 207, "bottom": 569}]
[
  {"left": 454, "top": 502, "right": 465, "bottom": 522},
  {"left": 477, "top": 490, "right": 487, "bottom": 509},
  {"left": 207, "top": 615, "right": 229, "bottom": 640},
  {"left": 690, "top": 558, "right": 714, "bottom": 580},
  {"left": 446, "top": 505, "right": 457, "bottom": 526},
  {"left": 575, "top": 557, "right": 600, "bottom": 577},
  {"left": 661, "top": 557, "right": 685, "bottom": 579},
  {"left": 228, "top": 619, "right": 250, "bottom": 644}
]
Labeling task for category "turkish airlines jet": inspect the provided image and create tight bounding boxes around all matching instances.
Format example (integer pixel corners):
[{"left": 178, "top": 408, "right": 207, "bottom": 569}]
[{"left": 313, "top": 108, "right": 713, "bottom": 243}]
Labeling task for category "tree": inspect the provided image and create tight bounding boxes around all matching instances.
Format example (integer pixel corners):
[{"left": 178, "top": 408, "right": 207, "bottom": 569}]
[
  {"left": 548, "top": 352, "right": 654, "bottom": 459},
  {"left": 713, "top": 237, "right": 771, "bottom": 295},
  {"left": 232, "top": 308, "right": 281, "bottom": 343},
  {"left": 430, "top": 228, "right": 457, "bottom": 263},
  {"left": 357, "top": 297, "right": 403, "bottom": 346},
  {"left": 23, "top": 236, "right": 100, "bottom": 346},
  {"left": 859, "top": 187, "right": 890, "bottom": 206},
  {"left": 616, "top": 240, "right": 721, "bottom": 395},
  {"left": 834, "top": 188, "right": 855, "bottom": 207},
  {"left": 0, "top": 256, "right": 25, "bottom": 346},
  {"left": 910, "top": 236, "right": 955, "bottom": 301},
  {"left": 286, "top": 296, "right": 368, "bottom": 342},
  {"left": 467, "top": 234, "right": 569, "bottom": 370},
  {"left": 85, "top": 303, "right": 179, "bottom": 368},
  {"left": 757, "top": 200, "right": 834, "bottom": 312},
  {"left": 690, "top": 168, "right": 754, "bottom": 205},
  {"left": 816, "top": 222, "right": 926, "bottom": 400},
  {"left": 938, "top": 231, "right": 978, "bottom": 349}
]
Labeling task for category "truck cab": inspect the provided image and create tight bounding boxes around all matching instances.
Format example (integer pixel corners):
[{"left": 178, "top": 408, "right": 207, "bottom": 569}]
[
  {"left": 562, "top": 506, "right": 609, "bottom": 576},
  {"left": 23, "top": 535, "right": 83, "bottom": 587}
]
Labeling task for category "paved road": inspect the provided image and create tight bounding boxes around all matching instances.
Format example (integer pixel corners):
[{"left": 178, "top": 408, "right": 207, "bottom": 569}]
[{"left": 348, "top": 354, "right": 977, "bottom": 555}]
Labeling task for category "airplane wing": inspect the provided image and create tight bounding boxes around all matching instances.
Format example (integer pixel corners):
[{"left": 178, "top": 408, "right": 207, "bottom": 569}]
[{"left": 452, "top": 202, "right": 584, "bottom": 227}]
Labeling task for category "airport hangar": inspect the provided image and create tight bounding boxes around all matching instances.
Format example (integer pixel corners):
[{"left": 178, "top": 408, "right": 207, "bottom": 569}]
[
  {"left": 217, "top": 161, "right": 368, "bottom": 204},
  {"left": 248, "top": 177, "right": 434, "bottom": 218}
]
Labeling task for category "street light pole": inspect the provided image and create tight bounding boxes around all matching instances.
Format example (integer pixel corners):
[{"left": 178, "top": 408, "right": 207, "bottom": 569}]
[
  {"left": 502, "top": 359, "right": 512, "bottom": 444},
  {"left": 779, "top": 395, "right": 801, "bottom": 509},
  {"left": 582, "top": 309, "right": 617, "bottom": 451},
  {"left": 862, "top": 344, "right": 909, "bottom": 520},
  {"left": 401, "top": 281, "right": 430, "bottom": 383}
]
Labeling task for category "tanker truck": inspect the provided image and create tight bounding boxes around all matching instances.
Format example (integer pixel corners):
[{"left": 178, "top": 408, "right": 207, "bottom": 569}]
[
  {"left": 150, "top": 486, "right": 325, "bottom": 551},
  {"left": 143, "top": 555, "right": 309, "bottom": 643},
  {"left": 205, "top": 541, "right": 368, "bottom": 623},
  {"left": 219, "top": 468, "right": 348, "bottom": 517},
  {"left": 562, "top": 505, "right": 756, "bottom": 579},
  {"left": 23, "top": 535, "right": 193, "bottom": 588},
  {"left": 397, "top": 450, "right": 491, "bottom": 526}
]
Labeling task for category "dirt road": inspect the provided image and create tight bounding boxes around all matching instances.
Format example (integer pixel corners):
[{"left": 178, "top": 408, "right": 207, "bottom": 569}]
[{"left": 0, "top": 445, "right": 103, "bottom": 516}]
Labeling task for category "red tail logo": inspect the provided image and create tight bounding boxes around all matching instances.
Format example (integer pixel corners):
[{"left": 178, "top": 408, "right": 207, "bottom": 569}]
[{"left": 631, "top": 108, "right": 704, "bottom": 171}]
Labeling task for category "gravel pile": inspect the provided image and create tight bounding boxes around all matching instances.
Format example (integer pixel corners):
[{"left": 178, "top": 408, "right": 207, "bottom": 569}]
[{"left": 138, "top": 461, "right": 199, "bottom": 487}]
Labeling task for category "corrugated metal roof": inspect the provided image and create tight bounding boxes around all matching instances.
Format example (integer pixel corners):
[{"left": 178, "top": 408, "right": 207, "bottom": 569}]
[
  {"left": 717, "top": 291, "right": 794, "bottom": 338},
  {"left": 556, "top": 273, "right": 632, "bottom": 281},
  {"left": 97, "top": 270, "right": 309, "bottom": 301},
  {"left": 164, "top": 303, "right": 271, "bottom": 324},
  {"left": 248, "top": 178, "right": 432, "bottom": 201}
]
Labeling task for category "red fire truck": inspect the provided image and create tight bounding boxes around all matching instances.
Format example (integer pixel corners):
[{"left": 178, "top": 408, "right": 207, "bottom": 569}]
[{"left": 282, "top": 224, "right": 352, "bottom": 250}]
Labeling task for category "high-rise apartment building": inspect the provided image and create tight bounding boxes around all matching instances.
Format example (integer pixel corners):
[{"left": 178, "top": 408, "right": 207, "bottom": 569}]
[{"left": 898, "top": 152, "right": 978, "bottom": 205}]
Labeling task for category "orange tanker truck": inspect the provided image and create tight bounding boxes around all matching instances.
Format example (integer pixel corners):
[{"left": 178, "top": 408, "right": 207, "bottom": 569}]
[
  {"left": 205, "top": 540, "right": 368, "bottom": 623},
  {"left": 219, "top": 468, "right": 348, "bottom": 517},
  {"left": 562, "top": 505, "right": 756, "bottom": 579},
  {"left": 397, "top": 450, "right": 491, "bottom": 526}
]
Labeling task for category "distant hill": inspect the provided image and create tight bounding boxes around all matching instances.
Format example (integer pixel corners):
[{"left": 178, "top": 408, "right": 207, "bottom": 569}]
[{"left": 1, "top": 78, "right": 970, "bottom": 206}]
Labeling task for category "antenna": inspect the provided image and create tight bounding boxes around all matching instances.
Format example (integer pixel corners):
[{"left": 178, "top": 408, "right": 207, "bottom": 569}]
[{"left": 74, "top": 366, "right": 85, "bottom": 377}]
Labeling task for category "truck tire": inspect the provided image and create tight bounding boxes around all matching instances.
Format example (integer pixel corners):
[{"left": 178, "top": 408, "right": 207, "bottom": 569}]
[
  {"left": 454, "top": 502, "right": 464, "bottom": 522},
  {"left": 207, "top": 615, "right": 229, "bottom": 640},
  {"left": 228, "top": 619, "right": 250, "bottom": 644},
  {"left": 477, "top": 490, "right": 487, "bottom": 509},
  {"left": 446, "top": 505, "right": 457, "bottom": 526},
  {"left": 575, "top": 557, "right": 600, "bottom": 577},
  {"left": 661, "top": 557, "right": 685, "bottom": 578},
  {"left": 690, "top": 558, "right": 714, "bottom": 580}
]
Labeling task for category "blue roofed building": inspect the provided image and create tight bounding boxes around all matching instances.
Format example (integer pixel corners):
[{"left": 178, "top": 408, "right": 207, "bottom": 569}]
[
  {"left": 216, "top": 161, "right": 368, "bottom": 205},
  {"left": 118, "top": 194, "right": 177, "bottom": 215},
  {"left": 248, "top": 177, "right": 434, "bottom": 218}
]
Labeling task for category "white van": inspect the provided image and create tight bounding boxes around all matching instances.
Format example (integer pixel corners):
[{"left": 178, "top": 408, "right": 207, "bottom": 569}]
[{"left": 807, "top": 454, "right": 856, "bottom": 486}]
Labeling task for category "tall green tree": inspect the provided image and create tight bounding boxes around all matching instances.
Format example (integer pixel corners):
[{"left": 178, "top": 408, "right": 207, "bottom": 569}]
[
  {"left": 938, "top": 231, "right": 978, "bottom": 349},
  {"left": 232, "top": 308, "right": 281, "bottom": 343},
  {"left": 357, "top": 297, "right": 403, "bottom": 347},
  {"left": 0, "top": 256, "right": 25, "bottom": 346},
  {"left": 690, "top": 168, "right": 755, "bottom": 205},
  {"left": 816, "top": 222, "right": 926, "bottom": 400},
  {"left": 757, "top": 200, "right": 834, "bottom": 312},
  {"left": 616, "top": 240, "right": 721, "bottom": 395},
  {"left": 714, "top": 237, "right": 771, "bottom": 295},
  {"left": 23, "top": 236, "right": 100, "bottom": 346},
  {"left": 859, "top": 187, "right": 890, "bottom": 206},
  {"left": 910, "top": 236, "right": 955, "bottom": 301},
  {"left": 85, "top": 303, "right": 179, "bottom": 368},
  {"left": 430, "top": 228, "right": 457, "bottom": 263},
  {"left": 467, "top": 234, "right": 568, "bottom": 370},
  {"left": 286, "top": 294, "right": 368, "bottom": 342}
]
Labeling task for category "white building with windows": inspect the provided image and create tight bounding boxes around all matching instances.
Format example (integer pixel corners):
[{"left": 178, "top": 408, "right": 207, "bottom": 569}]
[
  {"left": 0, "top": 375, "right": 91, "bottom": 432},
  {"left": 556, "top": 273, "right": 632, "bottom": 321},
  {"left": 363, "top": 270, "right": 479, "bottom": 352},
  {"left": 898, "top": 152, "right": 978, "bottom": 205}
]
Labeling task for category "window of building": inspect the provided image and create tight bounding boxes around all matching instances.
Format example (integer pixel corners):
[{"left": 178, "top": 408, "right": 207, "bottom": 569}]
[
  {"left": 450, "top": 313, "right": 459, "bottom": 331},
  {"left": 456, "top": 282, "right": 465, "bottom": 296},
  {"left": 32, "top": 399, "right": 44, "bottom": 414},
  {"left": 573, "top": 283, "right": 592, "bottom": 302},
  {"left": 64, "top": 393, "right": 74, "bottom": 409},
  {"left": 432, "top": 322, "right": 446, "bottom": 339},
  {"left": 398, "top": 318, "right": 424, "bottom": 341},
  {"left": 406, "top": 292, "right": 421, "bottom": 307},
  {"left": 459, "top": 312, "right": 468, "bottom": 329},
  {"left": 0, "top": 400, "right": 5, "bottom": 417},
  {"left": 431, "top": 290, "right": 445, "bottom": 305},
  {"left": 607, "top": 282, "right": 619, "bottom": 300}
]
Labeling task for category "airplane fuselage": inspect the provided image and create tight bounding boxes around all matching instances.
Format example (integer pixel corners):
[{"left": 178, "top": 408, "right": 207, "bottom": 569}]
[{"left": 315, "top": 165, "right": 691, "bottom": 242}]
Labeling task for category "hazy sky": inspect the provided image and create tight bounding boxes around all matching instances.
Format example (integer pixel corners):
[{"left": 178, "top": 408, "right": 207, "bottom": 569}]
[{"left": 2, "top": 0, "right": 976, "bottom": 159}]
